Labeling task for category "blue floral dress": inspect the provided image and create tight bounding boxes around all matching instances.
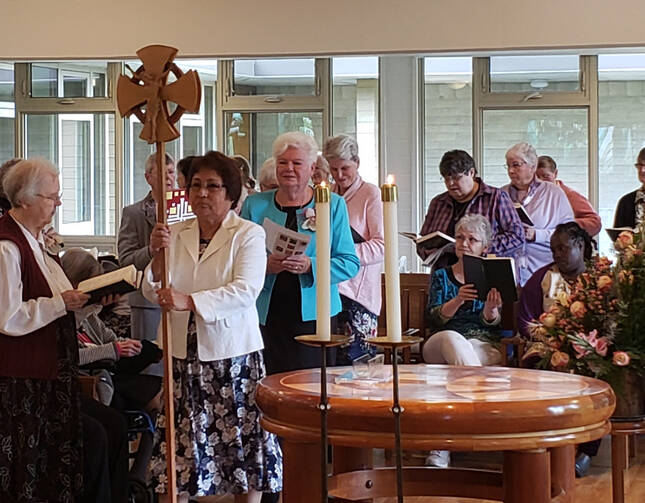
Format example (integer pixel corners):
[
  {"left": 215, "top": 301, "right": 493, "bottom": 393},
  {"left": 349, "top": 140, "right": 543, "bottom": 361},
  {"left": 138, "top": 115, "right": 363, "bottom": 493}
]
[{"left": 149, "top": 238, "right": 282, "bottom": 497}]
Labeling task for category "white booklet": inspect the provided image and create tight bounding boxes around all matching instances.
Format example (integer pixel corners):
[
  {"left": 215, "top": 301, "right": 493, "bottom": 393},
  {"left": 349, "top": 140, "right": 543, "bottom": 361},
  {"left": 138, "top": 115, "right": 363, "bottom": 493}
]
[{"left": 262, "top": 218, "right": 311, "bottom": 259}]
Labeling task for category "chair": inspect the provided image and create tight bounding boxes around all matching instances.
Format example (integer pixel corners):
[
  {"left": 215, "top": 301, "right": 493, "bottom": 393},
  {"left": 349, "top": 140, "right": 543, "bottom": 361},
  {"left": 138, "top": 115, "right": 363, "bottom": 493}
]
[{"left": 377, "top": 272, "right": 431, "bottom": 363}]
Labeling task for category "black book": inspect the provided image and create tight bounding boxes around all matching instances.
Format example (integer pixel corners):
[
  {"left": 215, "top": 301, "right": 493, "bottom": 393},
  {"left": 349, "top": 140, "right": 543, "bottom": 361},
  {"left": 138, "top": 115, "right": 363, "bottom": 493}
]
[
  {"left": 463, "top": 254, "right": 518, "bottom": 303},
  {"left": 513, "top": 203, "right": 534, "bottom": 227},
  {"left": 77, "top": 265, "right": 142, "bottom": 304},
  {"left": 399, "top": 230, "right": 455, "bottom": 250},
  {"left": 605, "top": 227, "right": 635, "bottom": 242},
  {"left": 350, "top": 226, "right": 366, "bottom": 244}
]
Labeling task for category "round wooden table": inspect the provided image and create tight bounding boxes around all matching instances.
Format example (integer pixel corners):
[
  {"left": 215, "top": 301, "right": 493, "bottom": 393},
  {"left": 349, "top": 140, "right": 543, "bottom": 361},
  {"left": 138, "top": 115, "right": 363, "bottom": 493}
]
[{"left": 257, "top": 364, "right": 615, "bottom": 503}]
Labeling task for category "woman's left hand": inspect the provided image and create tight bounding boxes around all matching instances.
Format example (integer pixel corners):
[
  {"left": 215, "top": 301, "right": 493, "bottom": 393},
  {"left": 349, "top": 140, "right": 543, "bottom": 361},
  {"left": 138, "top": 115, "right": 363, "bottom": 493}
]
[
  {"left": 156, "top": 287, "right": 195, "bottom": 312},
  {"left": 282, "top": 255, "right": 311, "bottom": 275},
  {"left": 483, "top": 288, "right": 502, "bottom": 321}
]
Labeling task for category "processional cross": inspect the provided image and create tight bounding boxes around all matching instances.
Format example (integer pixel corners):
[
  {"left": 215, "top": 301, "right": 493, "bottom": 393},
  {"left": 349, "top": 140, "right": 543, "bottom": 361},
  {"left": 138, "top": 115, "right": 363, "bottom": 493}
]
[{"left": 117, "top": 44, "right": 201, "bottom": 502}]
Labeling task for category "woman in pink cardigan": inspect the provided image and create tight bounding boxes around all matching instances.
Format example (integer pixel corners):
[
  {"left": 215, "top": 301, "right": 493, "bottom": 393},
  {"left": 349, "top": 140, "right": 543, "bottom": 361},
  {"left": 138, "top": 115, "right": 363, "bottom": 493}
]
[{"left": 324, "top": 134, "right": 385, "bottom": 364}]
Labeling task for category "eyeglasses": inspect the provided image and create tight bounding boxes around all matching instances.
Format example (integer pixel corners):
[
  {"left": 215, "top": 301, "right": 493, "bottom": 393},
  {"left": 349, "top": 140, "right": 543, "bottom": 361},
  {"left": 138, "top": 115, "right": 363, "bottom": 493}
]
[
  {"left": 505, "top": 160, "right": 527, "bottom": 170},
  {"left": 455, "top": 234, "right": 483, "bottom": 245},
  {"left": 37, "top": 193, "right": 62, "bottom": 203},
  {"left": 442, "top": 173, "right": 467, "bottom": 184},
  {"left": 634, "top": 163, "right": 645, "bottom": 169},
  {"left": 188, "top": 182, "right": 226, "bottom": 193}
]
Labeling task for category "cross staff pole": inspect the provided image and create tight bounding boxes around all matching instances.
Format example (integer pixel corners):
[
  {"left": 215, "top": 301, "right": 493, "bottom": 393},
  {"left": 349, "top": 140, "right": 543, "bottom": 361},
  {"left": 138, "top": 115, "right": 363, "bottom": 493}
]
[{"left": 155, "top": 140, "right": 178, "bottom": 501}]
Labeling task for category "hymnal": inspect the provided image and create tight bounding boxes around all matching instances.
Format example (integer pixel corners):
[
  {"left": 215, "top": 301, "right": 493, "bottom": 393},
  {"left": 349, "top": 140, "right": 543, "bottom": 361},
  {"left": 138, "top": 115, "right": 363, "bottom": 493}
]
[
  {"left": 463, "top": 254, "right": 518, "bottom": 303},
  {"left": 77, "top": 265, "right": 142, "bottom": 304},
  {"left": 513, "top": 203, "right": 534, "bottom": 227},
  {"left": 399, "top": 230, "right": 455, "bottom": 250},
  {"left": 262, "top": 218, "right": 311, "bottom": 259},
  {"left": 606, "top": 227, "right": 635, "bottom": 242}
]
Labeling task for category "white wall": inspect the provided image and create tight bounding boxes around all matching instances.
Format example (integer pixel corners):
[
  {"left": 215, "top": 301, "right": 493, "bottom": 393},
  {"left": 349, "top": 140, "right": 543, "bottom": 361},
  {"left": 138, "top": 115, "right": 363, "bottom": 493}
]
[{"left": 3, "top": 0, "right": 645, "bottom": 60}]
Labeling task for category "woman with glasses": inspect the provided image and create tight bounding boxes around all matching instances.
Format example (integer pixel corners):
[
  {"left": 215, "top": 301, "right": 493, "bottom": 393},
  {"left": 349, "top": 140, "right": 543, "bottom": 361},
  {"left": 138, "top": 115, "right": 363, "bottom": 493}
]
[
  {"left": 614, "top": 147, "right": 645, "bottom": 229},
  {"left": 421, "top": 214, "right": 504, "bottom": 468},
  {"left": 501, "top": 142, "right": 574, "bottom": 286},
  {"left": 418, "top": 149, "right": 524, "bottom": 269},
  {"left": 143, "top": 152, "right": 282, "bottom": 503}
]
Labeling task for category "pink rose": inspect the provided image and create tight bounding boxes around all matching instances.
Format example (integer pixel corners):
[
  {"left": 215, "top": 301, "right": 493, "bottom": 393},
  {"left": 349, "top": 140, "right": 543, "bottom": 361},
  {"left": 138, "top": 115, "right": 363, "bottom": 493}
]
[
  {"left": 573, "top": 342, "right": 590, "bottom": 359},
  {"left": 570, "top": 301, "right": 586, "bottom": 318},
  {"left": 615, "top": 231, "right": 634, "bottom": 250},
  {"left": 595, "top": 337, "right": 609, "bottom": 357},
  {"left": 585, "top": 329, "right": 598, "bottom": 348},
  {"left": 612, "top": 351, "right": 631, "bottom": 366},
  {"left": 550, "top": 351, "right": 570, "bottom": 370},
  {"left": 538, "top": 312, "right": 557, "bottom": 328},
  {"left": 597, "top": 275, "right": 613, "bottom": 292}
]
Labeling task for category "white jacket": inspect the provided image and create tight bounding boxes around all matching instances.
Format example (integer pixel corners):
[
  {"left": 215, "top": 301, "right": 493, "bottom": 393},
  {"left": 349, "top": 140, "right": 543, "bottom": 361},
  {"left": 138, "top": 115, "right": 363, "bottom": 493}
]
[{"left": 142, "top": 211, "right": 267, "bottom": 361}]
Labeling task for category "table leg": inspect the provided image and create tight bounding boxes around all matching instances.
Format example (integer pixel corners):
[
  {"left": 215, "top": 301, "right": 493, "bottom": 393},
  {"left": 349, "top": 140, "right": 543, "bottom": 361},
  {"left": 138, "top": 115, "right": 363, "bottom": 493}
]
[
  {"left": 503, "top": 449, "right": 550, "bottom": 503},
  {"left": 550, "top": 445, "right": 575, "bottom": 502},
  {"left": 332, "top": 447, "right": 373, "bottom": 503},
  {"left": 282, "top": 440, "right": 321, "bottom": 503},
  {"left": 611, "top": 433, "right": 628, "bottom": 503}
]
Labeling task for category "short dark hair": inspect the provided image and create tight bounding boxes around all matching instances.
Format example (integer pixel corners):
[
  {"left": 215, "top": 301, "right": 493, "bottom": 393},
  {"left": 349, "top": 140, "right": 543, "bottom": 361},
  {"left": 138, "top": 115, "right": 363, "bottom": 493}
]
[
  {"left": 553, "top": 221, "right": 595, "bottom": 260},
  {"left": 177, "top": 156, "right": 196, "bottom": 181},
  {"left": 538, "top": 155, "right": 557, "bottom": 172},
  {"left": 188, "top": 151, "right": 243, "bottom": 210},
  {"left": 439, "top": 150, "right": 477, "bottom": 177},
  {"left": 638, "top": 147, "right": 645, "bottom": 164}
]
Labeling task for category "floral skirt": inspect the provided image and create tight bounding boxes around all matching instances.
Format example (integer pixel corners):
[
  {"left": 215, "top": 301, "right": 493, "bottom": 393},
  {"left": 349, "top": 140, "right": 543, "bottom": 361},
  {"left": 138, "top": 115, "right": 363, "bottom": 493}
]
[
  {"left": 150, "top": 327, "right": 282, "bottom": 496},
  {"left": 336, "top": 295, "right": 378, "bottom": 365}
]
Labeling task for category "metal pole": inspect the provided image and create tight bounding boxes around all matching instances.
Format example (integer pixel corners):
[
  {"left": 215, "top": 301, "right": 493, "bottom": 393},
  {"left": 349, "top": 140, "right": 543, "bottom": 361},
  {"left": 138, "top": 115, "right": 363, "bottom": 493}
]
[
  {"left": 319, "top": 345, "right": 329, "bottom": 503},
  {"left": 392, "top": 346, "right": 404, "bottom": 503}
]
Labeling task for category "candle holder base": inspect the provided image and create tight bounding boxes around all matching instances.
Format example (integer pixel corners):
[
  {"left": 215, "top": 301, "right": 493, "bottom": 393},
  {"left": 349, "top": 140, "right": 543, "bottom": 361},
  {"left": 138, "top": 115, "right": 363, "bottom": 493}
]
[
  {"left": 295, "top": 334, "right": 351, "bottom": 348},
  {"left": 366, "top": 336, "right": 423, "bottom": 350}
]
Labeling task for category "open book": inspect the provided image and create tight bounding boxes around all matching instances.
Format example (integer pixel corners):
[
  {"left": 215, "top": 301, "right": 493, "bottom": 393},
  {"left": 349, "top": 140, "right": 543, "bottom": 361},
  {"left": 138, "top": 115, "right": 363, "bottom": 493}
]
[
  {"left": 400, "top": 230, "right": 455, "bottom": 250},
  {"left": 513, "top": 203, "right": 534, "bottom": 227},
  {"left": 262, "top": 218, "right": 311, "bottom": 259},
  {"left": 606, "top": 227, "right": 636, "bottom": 242},
  {"left": 77, "top": 264, "right": 142, "bottom": 304},
  {"left": 463, "top": 254, "right": 518, "bottom": 303}
]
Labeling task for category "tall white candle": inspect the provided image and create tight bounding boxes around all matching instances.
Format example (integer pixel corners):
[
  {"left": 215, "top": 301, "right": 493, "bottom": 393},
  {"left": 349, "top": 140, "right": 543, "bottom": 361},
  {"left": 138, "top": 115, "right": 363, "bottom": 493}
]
[
  {"left": 382, "top": 175, "right": 402, "bottom": 342},
  {"left": 315, "top": 182, "right": 331, "bottom": 340}
]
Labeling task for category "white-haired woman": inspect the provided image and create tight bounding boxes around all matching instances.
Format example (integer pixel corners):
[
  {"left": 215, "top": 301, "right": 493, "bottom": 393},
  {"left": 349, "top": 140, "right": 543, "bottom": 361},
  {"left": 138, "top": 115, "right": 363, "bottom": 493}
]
[
  {"left": 421, "top": 214, "right": 503, "bottom": 468},
  {"left": 0, "top": 159, "right": 116, "bottom": 502},
  {"left": 312, "top": 154, "right": 332, "bottom": 186},
  {"left": 323, "top": 134, "right": 384, "bottom": 364},
  {"left": 501, "top": 142, "right": 574, "bottom": 285},
  {"left": 241, "top": 132, "right": 360, "bottom": 374},
  {"left": 258, "top": 157, "right": 278, "bottom": 192}
]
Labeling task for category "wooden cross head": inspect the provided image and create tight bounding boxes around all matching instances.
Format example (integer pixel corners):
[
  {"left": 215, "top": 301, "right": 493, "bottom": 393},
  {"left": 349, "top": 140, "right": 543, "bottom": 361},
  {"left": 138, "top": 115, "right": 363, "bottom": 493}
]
[{"left": 117, "top": 44, "right": 202, "bottom": 144}]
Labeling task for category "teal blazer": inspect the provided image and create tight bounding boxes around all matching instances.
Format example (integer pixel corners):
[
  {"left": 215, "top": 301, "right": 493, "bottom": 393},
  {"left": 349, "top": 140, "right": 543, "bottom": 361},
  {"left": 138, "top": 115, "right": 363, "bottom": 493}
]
[{"left": 241, "top": 190, "right": 360, "bottom": 324}]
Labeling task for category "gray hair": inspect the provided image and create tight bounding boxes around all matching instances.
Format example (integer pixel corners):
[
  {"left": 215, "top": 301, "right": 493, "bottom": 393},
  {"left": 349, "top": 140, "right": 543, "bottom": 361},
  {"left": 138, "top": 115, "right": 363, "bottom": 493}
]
[
  {"left": 506, "top": 142, "right": 538, "bottom": 168},
  {"left": 145, "top": 152, "right": 175, "bottom": 174},
  {"left": 455, "top": 214, "right": 492, "bottom": 249},
  {"left": 0, "top": 158, "right": 22, "bottom": 199},
  {"left": 258, "top": 157, "right": 277, "bottom": 190},
  {"left": 272, "top": 131, "right": 318, "bottom": 165},
  {"left": 60, "top": 248, "right": 103, "bottom": 287},
  {"left": 323, "top": 134, "right": 359, "bottom": 163},
  {"left": 2, "top": 158, "right": 59, "bottom": 208},
  {"left": 315, "top": 154, "right": 330, "bottom": 174}
]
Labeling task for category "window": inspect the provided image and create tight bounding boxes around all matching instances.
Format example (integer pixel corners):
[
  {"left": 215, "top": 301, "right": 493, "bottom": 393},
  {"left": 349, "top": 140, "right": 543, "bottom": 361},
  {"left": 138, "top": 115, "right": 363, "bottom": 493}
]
[
  {"left": 30, "top": 62, "right": 108, "bottom": 98},
  {"left": 0, "top": 64, "right": 14, "bottom": 160},
  {"left": 598, "top": 54, "right": 645, "bottom": 255},
  {"left": 489, "top": 55, "right": 580, "bottom": 93},
  {"left": 233, "top": 59, "right": 316, "bottom": 96},
  {"left": 332, "top": 57, "right": 379, "bottom": 185},
  {"left": 423, "top": 57, "right": 473, "bottom": 209}
]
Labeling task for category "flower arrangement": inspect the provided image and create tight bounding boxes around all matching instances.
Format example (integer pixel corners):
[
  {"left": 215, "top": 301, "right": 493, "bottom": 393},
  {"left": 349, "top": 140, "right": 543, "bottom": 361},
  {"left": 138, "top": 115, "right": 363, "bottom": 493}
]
[
  {"left": 300, "top": 208, "right": 316, "bottom": 231},
  {"left": 524, "top": 229, "right": 645, "bottom": 404}
]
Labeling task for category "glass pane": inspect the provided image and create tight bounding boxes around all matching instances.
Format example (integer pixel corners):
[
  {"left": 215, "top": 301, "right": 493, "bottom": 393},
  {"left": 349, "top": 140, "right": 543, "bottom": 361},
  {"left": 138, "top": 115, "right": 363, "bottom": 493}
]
[
  {"left": 0, "top": 116, "right": 14, "bottom": 160},
  {"left": 63, "top": 73, "right": 89, "bottom": 97},
  {"left": 233, "top": 59, "right": 316, "bottom": 96},
  {"left": 423, "top": 57, "right": 473, "bottom": 209},
  {"left": 204, "top": 85, "right": 214, "bottom": 151},
  {"left": 490, "top": 55, "right": 580, "bottom": 93},
  {"left": 225, "top": 111, "right": 323, "bottom": 177},
  {"left": 182, "top": 126, "right": 202, "bottom": 157},
  {"left": 0, "top": 66, "right": 14, "bottom": 101},
  {"left": 25, "top": 113, "right": 115, "bottom": 236},
  {"left": 482, "top": 109, "right": 588, "bottom": 194},
  {"left": 332, "top": 57, "right": 379, "bottom": 186},
  {"left": 92, "top": 72, "right": 106, "bottom": 97},
  {"left": 32, "top": 66, "right": 58, "bottom": 97},
  {"left": 598, "top": 54, "right": 645, "bottom": 256}
]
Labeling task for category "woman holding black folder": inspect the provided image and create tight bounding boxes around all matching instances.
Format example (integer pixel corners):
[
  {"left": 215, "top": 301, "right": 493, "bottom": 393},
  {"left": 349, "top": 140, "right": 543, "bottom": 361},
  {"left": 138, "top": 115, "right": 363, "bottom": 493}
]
[{"left": 324, "top": 134, "right": 385, "bottom": 364}]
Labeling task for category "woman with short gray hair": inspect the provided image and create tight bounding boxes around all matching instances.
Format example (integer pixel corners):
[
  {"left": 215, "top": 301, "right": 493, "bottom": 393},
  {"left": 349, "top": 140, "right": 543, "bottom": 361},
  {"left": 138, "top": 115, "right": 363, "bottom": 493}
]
[
  {"left": 0, "top": 157, "right": 21, "bottom": 216},
  {"left": 323, "top": 134, "right": 384, "bottom": 364},
  {"left": 421, "top": 213, "right": 504, "bottom": 468}
]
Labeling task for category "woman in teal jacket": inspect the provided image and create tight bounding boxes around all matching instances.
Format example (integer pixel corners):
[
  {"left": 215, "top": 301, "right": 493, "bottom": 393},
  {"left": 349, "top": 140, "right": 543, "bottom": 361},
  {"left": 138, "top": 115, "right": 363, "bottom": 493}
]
[{"left": 241, "top": 132, "right": 359, "bottom": 374}]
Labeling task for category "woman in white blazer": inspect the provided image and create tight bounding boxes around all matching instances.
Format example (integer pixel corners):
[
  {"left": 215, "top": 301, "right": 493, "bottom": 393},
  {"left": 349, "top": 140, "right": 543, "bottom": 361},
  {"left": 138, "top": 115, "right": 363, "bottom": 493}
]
[{"left": 142, "top": 152, "right": 281, "bottom": 503}]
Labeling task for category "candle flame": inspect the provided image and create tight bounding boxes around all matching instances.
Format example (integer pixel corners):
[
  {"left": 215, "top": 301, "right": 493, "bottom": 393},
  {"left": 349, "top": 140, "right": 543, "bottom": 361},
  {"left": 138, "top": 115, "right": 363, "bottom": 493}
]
[
  {"left": 386, "top": 174, "right": 395, "bottom": 185},
  {"left": 320, "top": 181, "right": 327, "bottom": 188}
]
